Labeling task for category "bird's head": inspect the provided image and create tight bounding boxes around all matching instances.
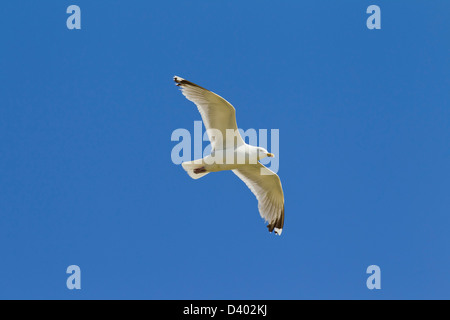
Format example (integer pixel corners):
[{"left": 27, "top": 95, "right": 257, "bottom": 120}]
[{"left": 257, "top": 147, "right": 275, "bottom": 160}]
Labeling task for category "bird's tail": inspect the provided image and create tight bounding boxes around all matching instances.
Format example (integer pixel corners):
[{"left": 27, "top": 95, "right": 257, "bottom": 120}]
[{"left": 181, "top": 160, "right": 210, "bottom": 180}]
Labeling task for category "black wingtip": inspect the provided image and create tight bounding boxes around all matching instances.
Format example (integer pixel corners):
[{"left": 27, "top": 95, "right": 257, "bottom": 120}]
[
  {"left": 173, "top": 76, "right": 183, "bottom": 86},
  {"left": 267, "top": 205, "right": 285, "bottom": 235},
  {"left": 173, "top": 76, "right": 206, "bottom": 90}
]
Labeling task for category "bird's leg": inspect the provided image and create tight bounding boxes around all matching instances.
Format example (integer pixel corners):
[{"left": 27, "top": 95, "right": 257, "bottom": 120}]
[{"left": 193, "top": 167, "right": 207, "bottom": 174}]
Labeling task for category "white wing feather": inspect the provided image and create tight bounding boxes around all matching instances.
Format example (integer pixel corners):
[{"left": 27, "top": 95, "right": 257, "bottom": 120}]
[
  {"left": 174, "top": 76, "right": 245, "bottom": 150},
  {"left": 233, "top": 163, "right": 285, "bottom": 235}
]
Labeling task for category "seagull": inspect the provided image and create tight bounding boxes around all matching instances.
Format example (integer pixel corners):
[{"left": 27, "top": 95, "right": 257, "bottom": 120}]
[{"left": 174, "top": 76, "right": 285, "bottom": 235}]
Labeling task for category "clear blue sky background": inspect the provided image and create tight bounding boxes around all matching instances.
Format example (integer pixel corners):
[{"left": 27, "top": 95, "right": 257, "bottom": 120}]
[{"left": 0, "top": 1, "right": 449, "bottom": 299}]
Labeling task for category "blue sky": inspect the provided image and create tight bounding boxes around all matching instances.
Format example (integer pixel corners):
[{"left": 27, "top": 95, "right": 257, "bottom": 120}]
[{"left": 0, "top": 1, "right": 449, "bottom": 299}]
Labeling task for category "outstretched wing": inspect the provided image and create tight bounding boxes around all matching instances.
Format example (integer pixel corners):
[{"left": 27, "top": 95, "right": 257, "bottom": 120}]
[
  {"left": 174, "top": 76, "right": 245, "bottom": 150},
  {"left": 233, "top": 163, "right": 285, "bottom": 235}
]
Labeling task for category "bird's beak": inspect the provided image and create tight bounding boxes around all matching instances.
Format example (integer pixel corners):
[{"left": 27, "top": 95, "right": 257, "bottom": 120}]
[{"left": 267, "top": 153, "right": 275, "bottom": 158}]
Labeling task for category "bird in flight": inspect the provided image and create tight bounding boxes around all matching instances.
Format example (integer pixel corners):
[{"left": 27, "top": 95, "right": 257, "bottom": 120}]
[{"left": 174, "top": 76, "right": 285, "bottom": 235}]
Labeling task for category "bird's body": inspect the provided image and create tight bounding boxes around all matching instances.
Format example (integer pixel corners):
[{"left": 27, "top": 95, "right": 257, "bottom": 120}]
[
  {"left": 174, "top": 76, "right": 285, "bottom": 235},
  {"left": 196, "top": 144, "right": 261, "bottom": 172}
]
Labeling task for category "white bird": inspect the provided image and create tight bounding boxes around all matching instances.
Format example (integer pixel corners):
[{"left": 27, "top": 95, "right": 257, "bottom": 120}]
[{"left": 174, "top": 76, "right": 285, "bottom": 235}]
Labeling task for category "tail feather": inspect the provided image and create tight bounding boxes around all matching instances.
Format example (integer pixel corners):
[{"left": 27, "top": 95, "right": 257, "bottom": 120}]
[{"left": 181, "top": 160, "right": 209, "bottom": 180}]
